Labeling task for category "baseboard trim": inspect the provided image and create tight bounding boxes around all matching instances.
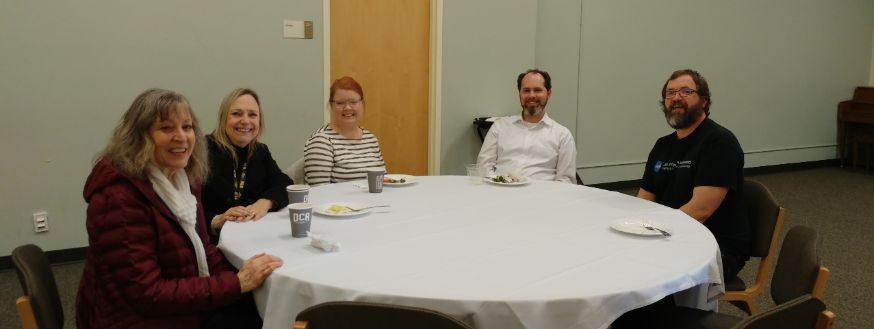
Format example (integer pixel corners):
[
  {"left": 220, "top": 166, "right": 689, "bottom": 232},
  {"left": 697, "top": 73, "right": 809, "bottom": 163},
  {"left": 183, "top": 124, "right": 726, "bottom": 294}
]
[
  {"left": 0, "top": 246, "right": 88, "bottom": 271},
  {"left": 590, "top": 159, "right": 840, "bottom": 192},
  {"left": 744, "top": 159, "right": 839, "bottom": 176}
]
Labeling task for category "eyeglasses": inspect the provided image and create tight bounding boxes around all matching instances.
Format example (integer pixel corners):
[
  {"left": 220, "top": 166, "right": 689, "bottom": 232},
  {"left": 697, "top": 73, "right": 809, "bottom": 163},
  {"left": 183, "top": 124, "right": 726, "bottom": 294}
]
[
  {"left": 331, "top": 99, "right": 362, "bottom": 109},
  {"left": 665, "top": 88, "right": 698, "bottom": 98}
]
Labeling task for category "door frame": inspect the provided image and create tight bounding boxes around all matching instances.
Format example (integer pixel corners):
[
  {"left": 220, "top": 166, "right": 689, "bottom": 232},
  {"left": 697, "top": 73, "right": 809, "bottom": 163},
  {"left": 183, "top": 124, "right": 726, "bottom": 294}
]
[{"left": 322, "top": 0, "right": 443, "bottom": 175}]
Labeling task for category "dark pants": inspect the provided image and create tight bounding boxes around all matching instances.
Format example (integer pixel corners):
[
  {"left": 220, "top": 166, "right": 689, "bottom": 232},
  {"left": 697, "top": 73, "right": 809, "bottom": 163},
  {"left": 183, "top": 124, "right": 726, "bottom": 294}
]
[
  {"left": 611, "top": 253, "right": 749, "bottom": 328},
  {"left": 611, "top": 295, "right": 676, "bottom": 329},
  {"left": 722, "top": 252, "right": 748, "bottom": 282},
  {"left": 202, "top": 293, "right": 262, "bottom": 329}
]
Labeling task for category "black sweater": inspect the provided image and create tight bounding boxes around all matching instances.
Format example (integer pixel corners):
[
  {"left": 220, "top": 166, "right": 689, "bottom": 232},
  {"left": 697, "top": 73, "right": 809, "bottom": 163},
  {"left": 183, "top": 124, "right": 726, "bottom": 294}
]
[{"left": 202, "top": 135, "right": 293, "bottom": 240}]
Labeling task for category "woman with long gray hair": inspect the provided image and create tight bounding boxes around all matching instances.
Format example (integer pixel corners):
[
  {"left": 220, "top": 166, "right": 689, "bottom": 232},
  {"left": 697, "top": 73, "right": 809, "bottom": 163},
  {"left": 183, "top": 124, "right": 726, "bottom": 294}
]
[{"left": 77, "top": 88, "right": 282, "bottom": 328}]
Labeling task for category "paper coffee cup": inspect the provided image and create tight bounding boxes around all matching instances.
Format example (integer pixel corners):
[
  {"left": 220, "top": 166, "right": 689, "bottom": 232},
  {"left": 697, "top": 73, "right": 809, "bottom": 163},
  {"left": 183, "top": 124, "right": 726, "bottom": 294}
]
[
  {"left": 288, "top": 203, "right": 312, "bottom": 238},
  {"left": 366, "top": 169, "right": 385, "bottom": 193},
  {"left": 287, "top": 184, "right": 310, "bottom": 204}
]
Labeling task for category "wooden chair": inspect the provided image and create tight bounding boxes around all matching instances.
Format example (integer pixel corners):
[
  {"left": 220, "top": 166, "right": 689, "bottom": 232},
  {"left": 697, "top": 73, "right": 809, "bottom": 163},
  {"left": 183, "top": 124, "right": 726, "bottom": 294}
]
[
  {"left": 12, "top": 244, "right": 64, "bottom": 329},
  {"left": 664, "top": 225, "right": 834, "bottom": 329},
  {"left": 770, "top": 225, "right": 829, "bottom": 305},
  {"left": 721, "top": 179, "right": 785, "bottom": 314},
  {"left": 748, "top": 225, "right": 832, "bottom": 328},
  {"left": 292, "top": 301, "right": 473, "bottom": 329},
  {"left": 655, "top": 295, "right": 834, "bottom": 329},
  {"left": 731, "top": 295, "right": 833, "bottom": 329}
]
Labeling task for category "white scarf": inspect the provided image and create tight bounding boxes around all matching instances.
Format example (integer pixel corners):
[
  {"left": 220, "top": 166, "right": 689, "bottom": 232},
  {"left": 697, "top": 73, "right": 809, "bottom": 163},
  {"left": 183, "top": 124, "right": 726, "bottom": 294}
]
[{"left": 147, "top": 166, "right": 210, "bottom": 277}]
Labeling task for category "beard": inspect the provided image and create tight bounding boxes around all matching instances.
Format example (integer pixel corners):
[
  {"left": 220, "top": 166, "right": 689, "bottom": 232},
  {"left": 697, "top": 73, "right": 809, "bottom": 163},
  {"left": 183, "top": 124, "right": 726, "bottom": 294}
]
[
  {"left": 663, "top": 100, "right": 704, "bottom": 129},
  {"left": 522, "top": 100, "right": 548, "bottom": 117}
]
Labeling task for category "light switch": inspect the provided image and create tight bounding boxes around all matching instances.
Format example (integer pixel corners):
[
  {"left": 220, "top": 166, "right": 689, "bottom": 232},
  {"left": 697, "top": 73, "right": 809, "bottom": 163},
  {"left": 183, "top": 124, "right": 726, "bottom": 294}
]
[{"left": 284, "top": 20, "right": 305, "bottom": 39}]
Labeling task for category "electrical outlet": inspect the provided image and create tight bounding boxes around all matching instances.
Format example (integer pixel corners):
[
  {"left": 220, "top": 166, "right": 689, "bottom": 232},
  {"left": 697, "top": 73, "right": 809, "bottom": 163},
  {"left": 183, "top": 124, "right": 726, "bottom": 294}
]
[{"left": 33, "top": 211, "right": 49, "bottom": 233}]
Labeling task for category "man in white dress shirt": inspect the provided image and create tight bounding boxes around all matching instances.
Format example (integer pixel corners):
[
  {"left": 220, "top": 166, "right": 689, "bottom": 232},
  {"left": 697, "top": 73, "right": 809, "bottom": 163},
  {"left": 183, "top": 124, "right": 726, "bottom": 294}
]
[{"left": 477, "top": 69, "right": 578, "bottom": 184}]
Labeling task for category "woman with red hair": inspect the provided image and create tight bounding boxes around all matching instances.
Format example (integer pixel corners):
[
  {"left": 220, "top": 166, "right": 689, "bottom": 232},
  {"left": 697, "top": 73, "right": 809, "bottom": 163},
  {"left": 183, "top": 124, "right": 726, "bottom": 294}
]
[{"left": 304, "top": 76, "right": 386, "bottom": 185}]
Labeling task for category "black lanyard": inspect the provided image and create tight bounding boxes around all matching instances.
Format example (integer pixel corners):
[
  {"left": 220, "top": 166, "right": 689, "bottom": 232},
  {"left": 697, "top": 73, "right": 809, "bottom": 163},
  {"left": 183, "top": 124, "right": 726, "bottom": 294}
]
[{"left": 232, "top": 161, "right": 248, "bottom": 201}]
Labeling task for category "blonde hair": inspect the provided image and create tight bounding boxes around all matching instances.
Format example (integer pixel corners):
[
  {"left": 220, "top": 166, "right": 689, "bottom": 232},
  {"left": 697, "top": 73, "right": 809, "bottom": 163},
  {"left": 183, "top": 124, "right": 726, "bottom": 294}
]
[
  {"left": 98, "top": 88, "right": 208, "bottom": 182},
  {"left": 210, "top": 88, "right": 264, "bottom": 164}
]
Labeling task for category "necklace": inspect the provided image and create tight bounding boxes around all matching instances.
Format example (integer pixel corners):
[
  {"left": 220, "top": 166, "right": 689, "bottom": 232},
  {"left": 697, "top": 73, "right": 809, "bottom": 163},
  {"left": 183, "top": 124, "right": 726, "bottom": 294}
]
[{"left": 232, "top": 161, "right": 248, "bottom": 201}]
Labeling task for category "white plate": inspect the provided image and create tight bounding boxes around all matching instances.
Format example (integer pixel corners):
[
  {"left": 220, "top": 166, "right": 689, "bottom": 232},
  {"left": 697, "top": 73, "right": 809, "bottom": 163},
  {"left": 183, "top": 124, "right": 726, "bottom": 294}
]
[
  {"left": 314, "top": 202, "right": 371, "bottom": 218},
  {"left": 610, "top": 218, "right": 671, "bottom": 236},
  {"left": 483, "top": 175, "right": 531, "bottom": 186},
  {"left": 383, "top": 174, "right": 417, "bottom": 186}
]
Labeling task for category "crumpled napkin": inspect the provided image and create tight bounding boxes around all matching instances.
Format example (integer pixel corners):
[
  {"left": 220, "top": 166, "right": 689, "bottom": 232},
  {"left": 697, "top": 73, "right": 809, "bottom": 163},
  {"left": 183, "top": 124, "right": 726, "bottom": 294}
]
[{"left": 309, "top": 232, "right": 341, "bottom": 252}]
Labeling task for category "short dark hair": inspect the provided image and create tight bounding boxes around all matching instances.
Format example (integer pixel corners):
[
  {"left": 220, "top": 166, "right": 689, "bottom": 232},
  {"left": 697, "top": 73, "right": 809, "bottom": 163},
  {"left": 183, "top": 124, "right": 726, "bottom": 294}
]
[
  {"left": 517, "top": 69, "right": 552, "bottom": 91},
  {"left": 661, "top": 69, "right": 712, "bottom": 115}
]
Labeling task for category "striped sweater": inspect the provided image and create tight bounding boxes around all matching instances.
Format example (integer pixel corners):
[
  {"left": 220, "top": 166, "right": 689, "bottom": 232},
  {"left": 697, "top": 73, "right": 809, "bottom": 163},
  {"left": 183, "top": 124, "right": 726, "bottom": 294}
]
[{"left": 304, "top": 125, "right": 386, "bottom": 186}]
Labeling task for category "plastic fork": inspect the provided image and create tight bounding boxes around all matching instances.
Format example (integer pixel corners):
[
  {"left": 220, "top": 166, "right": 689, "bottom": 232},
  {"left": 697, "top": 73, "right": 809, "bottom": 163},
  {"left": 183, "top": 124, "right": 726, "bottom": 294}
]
[
  {"left": 642, "top": 223, "right": 671, "bottom": 237},
  {"left": 344, "top": 204, "right": 390, "bottom": 212}
]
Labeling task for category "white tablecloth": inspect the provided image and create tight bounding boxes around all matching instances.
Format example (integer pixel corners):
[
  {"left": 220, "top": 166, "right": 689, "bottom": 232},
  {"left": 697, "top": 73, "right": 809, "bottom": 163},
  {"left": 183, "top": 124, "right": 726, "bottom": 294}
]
[{"left": 218, "top": 176, "right": 723, "bottom": 329}]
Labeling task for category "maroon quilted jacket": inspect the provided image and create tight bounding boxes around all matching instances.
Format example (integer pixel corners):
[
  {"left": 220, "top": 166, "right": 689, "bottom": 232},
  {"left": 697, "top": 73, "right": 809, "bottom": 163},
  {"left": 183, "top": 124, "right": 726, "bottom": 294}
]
[{"left": 77, "top": 159, "right": 242, "bottom": 329}]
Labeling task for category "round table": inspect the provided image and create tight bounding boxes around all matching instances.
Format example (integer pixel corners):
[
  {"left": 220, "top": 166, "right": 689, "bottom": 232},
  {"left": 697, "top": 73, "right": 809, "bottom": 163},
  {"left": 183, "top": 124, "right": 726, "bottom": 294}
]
[{"left": 218, "top": 176, "right": 723, "bottom": 329}]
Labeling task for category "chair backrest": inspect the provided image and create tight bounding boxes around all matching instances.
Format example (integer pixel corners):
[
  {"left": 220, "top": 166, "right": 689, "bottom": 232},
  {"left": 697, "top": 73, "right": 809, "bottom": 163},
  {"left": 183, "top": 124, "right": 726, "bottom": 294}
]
[
  {"left": 286, "top": 157, "right": 306, "bottom": 184},
  {"left": 473, "top": 117, "right": 494, "bottom": 142},
  {"left": 293, "top": 301, "right": 473, "bottom": 329},
  {"left": 12, "top": 244, "right": 64, "bottom": 329},
  {"left": 730, "top": 179, "right": 785, "bottom": 304},
  {"left": 771, "top": 225, "right": 828, "bottom": 305},
  {"left": 733, "top": 294, "right": 826, "bottom": 329},
  {"left": 744, "top": 179, "right": 784, "bottom": 258}
]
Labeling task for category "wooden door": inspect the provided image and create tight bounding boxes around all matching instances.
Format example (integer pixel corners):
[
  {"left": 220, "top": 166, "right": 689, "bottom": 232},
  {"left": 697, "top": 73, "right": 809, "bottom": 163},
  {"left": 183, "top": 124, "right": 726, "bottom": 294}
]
[{"left": 330, "top": 0, "right": 430, "bottom": 175}]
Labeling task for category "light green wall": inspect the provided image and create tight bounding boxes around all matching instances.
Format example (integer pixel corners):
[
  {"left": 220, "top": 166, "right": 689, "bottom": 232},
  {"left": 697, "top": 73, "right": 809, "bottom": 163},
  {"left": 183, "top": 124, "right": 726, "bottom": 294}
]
[
  {"left": 439, "top": 0, "right": 537, "bottom": 175},
  {"left": 870, "top": 31, "right": 874, "bottom": 86},
  {"left": 568, "top": 0, "right": 874, "bottom": 183},
  {"left": 0, "top": 1, "right": 324, "bottom": 255},
  {"left": 534, "top": 0, "right": 582, "bottom": 132},
  {"left": 440, "top": 0, "right": 874, "bottom": 183}
]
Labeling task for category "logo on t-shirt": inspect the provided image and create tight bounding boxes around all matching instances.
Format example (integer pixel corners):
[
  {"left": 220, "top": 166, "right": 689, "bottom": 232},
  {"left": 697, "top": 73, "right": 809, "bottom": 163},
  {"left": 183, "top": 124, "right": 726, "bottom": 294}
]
[{"left": 653, "top": 160, "right": 692, "bottom": 174}]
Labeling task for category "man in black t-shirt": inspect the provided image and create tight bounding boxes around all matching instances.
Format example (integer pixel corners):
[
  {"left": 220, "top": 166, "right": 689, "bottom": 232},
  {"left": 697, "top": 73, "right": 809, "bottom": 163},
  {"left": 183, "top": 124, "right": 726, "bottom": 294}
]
[
  {"left": 638, "top": 69, "right": 750, "bottom": 281},
  {"left": 613, "top": 70, "right": 750, "bottom": 329}
]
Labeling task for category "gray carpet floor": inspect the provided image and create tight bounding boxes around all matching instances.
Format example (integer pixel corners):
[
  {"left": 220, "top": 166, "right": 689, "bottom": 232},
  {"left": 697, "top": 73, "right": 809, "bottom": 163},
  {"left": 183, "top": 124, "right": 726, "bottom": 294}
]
[{"left": 2, "top": 167, "right": 871, "bottom": 328}]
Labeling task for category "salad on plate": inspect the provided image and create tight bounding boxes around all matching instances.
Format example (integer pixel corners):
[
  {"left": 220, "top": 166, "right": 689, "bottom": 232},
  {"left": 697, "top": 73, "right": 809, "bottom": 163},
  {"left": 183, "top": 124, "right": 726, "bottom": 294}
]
[{"left": 490, "top": 173, "right": 525, "bottom": 183}]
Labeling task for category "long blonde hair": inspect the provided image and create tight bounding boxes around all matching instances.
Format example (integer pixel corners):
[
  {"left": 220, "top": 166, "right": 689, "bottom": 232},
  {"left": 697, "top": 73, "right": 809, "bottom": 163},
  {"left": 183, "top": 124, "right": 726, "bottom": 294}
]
[
  {"left": 98, "top": 88, "right": 208, "bottom": 182},
  {"left": 210, "top": 88, "right": 264, "bottom": 164}
]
